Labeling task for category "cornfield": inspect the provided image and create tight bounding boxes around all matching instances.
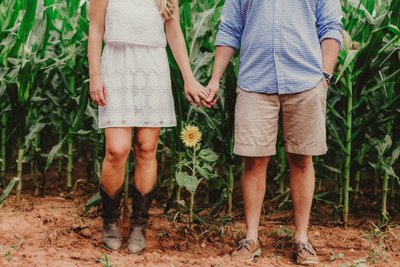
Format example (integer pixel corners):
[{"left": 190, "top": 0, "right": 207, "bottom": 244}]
[{"left": 0, "top": 0, "right": 399, "bottom": 263}]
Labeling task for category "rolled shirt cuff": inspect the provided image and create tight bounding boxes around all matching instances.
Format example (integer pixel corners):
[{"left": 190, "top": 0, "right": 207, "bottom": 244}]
[
  {"left": 215, "top": 31, "right": 240, "bottom": 49},
  {"left": 320, "top": 29, "right": 343, "bottom": 49}
]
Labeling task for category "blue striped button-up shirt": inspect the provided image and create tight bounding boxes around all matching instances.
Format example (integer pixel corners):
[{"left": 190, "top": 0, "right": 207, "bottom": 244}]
[{"left": 216, "top": 0, "right": 343, "bottom": 94}]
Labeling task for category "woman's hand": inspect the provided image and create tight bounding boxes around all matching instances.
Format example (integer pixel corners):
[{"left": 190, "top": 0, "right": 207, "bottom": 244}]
[
  {"left": 184, "top": 76, "right": 209, "bottom": 107},
  {"left": 90, "top": 74, "right": 108, "bottom": 106}
]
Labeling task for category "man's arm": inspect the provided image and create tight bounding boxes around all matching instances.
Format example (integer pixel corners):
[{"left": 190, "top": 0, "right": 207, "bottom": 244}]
[
  {"left": 317, "top": 0, "right": 343, "bottom": 81},
  {"left": 321, "top": 39, "right": 340, "bottom": 76},
  {"left": 204, "top": 0, "right": 243, "bottom": 107},
  {"left": 204, "top": 46, "right": 235, "bottom": 106}
]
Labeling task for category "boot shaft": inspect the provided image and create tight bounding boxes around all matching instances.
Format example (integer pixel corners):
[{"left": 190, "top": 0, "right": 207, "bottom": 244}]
[
  {"left": 131, "top": 186, "right": 155, "bottom": 225},
  {"left": 100, "top": 185, "right": 124, "bottom": 223}
]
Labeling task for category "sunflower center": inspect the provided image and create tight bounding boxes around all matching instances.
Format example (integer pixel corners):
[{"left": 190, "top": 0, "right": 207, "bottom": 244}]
[{"left": 189, "top": 133, "right": 195, "bottom": 139}]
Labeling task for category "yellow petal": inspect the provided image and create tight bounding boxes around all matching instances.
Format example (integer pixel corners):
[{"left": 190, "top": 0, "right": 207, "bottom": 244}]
[{"left": 180, "top": 125, "right": 202, "bottom": 148}]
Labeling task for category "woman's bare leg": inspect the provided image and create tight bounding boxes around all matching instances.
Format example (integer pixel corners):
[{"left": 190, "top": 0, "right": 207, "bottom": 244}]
[
  {"left": 133, "top": 127, "right": 160, "bottom": 194},
  {"left": 101, "top": 127, "right": 132, "bottom": 195}
]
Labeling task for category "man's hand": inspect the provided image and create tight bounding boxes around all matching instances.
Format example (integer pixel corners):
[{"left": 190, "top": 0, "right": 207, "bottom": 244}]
[
  {"left": 184, "top": 76, "right": 210, "bottom": 107},
  {"left": 202, "top": 78, "right": 220, "bottom": 108},
  {"left": 202, "top": 46, "right": 235, "bottom": 108}
]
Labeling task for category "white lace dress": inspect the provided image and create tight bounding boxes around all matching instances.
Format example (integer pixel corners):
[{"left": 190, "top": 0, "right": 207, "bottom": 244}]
[{"left": 98, "top": 0, "right": 176, "bottom": 128}]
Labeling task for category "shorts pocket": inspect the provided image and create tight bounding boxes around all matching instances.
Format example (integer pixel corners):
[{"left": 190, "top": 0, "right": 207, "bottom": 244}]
[{"left": 320, "top": 78, "right": 330, "bottom": 91}]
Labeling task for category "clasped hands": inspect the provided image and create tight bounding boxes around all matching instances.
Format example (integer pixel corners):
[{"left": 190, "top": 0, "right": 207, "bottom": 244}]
[
  {"left": 90, "top": 74, "right": 220, "bottom": 108},
  {"left": 184, "top": 76, "right": 219, "bottom": 109}
]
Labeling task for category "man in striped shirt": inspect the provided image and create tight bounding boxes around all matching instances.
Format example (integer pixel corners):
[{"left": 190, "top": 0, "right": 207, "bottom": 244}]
[{"left": 204, "top": 0, "right": 343, "bottom": 264}]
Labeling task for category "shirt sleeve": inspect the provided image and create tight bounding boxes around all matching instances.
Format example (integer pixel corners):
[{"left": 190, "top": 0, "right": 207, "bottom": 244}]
[
  {"left": 215, "top": 0, "right": 243, "bottom": 49},
  {"left": 316, "top": 0, "right": 343, "bottom": 48}
]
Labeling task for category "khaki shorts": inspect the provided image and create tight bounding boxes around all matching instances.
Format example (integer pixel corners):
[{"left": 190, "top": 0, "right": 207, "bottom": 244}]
[{"left": 234, "top": 79, "right": 329, "bottom": 157}]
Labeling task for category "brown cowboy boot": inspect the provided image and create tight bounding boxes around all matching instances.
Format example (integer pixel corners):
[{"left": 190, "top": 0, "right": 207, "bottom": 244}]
[
  {"left": 99, "top": 185, "right": 123, "bottom": 251},
  {"left": 127, "top": 186, "right": 155, "bottom": 254}
]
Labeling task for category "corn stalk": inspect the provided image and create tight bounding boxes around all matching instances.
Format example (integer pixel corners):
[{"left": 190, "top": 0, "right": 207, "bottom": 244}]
[
  {"left": 343, "top": 73, "right": 353, "bottom": 227},
  {"left": 0, "top": 112, "right": 6, "bottom": 184}
]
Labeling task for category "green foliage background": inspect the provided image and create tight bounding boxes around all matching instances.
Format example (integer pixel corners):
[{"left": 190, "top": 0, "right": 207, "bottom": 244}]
[{"left": 0, "top": 0, "right": 399, "bottom": 225}]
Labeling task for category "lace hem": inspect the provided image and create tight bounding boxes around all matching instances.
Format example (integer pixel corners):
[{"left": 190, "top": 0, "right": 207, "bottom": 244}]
[{"left": 98, "top": 65, "right": 176, "bottom": 130}]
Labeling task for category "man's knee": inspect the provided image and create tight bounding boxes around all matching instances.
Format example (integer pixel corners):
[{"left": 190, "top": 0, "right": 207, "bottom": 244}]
[
  {"left": 287, "top": 153, "right": 313, "bottom": 171},
  {"left": 244, "top": 156, "right": 270, "bottom": 172}
]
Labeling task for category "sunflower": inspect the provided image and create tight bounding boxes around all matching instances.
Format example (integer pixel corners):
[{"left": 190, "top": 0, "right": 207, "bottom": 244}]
[{"left": 180, "top": 125, "right": 202, "bottom": 148}]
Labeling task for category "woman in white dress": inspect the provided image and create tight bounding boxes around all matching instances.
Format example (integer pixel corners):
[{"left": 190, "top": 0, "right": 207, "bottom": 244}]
[{"left": 88, "top": 0, "right": 208, "bottom": 253}]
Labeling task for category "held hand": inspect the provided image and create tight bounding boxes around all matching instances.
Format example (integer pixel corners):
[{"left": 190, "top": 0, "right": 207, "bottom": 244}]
[
  {"left": 90, "top": 74, "right": 108, "bottom": 106},
  {"left": 184, "top": 76, "right": 210, "bottom": 107},
  {"left": 202, "top": 78, "right": 220, "bottom": 108}
]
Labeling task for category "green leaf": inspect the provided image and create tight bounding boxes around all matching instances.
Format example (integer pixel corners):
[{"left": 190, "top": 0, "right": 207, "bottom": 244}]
[
  {"left": 175, "top": 171, "right": 200, "bottom": 194},
  {"left": 313, "top": 192, "right": 336, "bottom": 205},
  {"left": 196, "top": 164, "right": 211, "bottom": 179},
  {"left": 327, "top": 102, "right": 347, "bottom": 127},
  {"left": 387, "top": 24, "right": 400, "bottom": 37},
  {"left": 0, "top": 177, "right": 20, "bottom": 208},
  {"left": 320, "top": 163, "right": 342, "bottom": 174},
  {"left": 83, "top": 192, "right": 101, "bottom": 214},
  {"left": 347, "top": 0, "right": 376, "bottom": 24},
  {"left": 72, "top": 85, "right": 89, "bottom": 131},
  {"left": 382, "top": 165, "right": 398, "bottom": 179},
  {"left": 375, "top": 135, "right": 392, "bottom": 157},
  {"left": 86, "top": 104, "right": 99, "bottom": 130},
  {"left": 18, "top": 0, "right": 39, "bottom": 44},
  {"left": 73, "top": 129, "right": 91, "bottom": 136},
  {"left": 23, "top": 121, "right": 46, "bottom": 153},
  {"left": 78, "top": 16, "right": 89, "bottom": 36},
  {"left": 363, "top": 69, "right": 400, "bottom": 94},
  {"left": 389, "top": 146, "right": 400, "bottom": 165},
  {"left": 198, "top": 148, "right": 219, "bottom": 162},
  {"left": 335, "top": 50, "right": 358, "bottom": 86},
  {"left": 45, "top": 133, "right": 72, "bottom": 170}
]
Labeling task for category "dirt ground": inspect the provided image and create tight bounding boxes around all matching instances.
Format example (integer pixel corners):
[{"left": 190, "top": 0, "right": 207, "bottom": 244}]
[{"left": 1, "top": 192, "right": 400, "bottom": 267}]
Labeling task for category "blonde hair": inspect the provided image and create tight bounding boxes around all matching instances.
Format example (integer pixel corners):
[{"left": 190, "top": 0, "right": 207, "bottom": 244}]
[{"left": 158, "top": 0, "right": 177, "bottom": 19}]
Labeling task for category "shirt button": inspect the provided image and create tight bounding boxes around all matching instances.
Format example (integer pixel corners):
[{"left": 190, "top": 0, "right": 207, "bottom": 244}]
[
  {"left": 276, "top": 20, "right": 279, "bottom": 24},
  {"left": 275, "top": 38, "right": 279, "bottom": 42}
]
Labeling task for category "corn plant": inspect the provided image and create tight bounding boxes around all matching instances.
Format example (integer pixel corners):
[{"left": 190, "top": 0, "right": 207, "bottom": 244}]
[
  {"left": 367, "top": 79, "right": 399, "bottom": 225},
  {"left": 1, "top": 0, "right": 48, "bottom": 204},
  {"left": 368, "top": 135, "right": 400, "bottom": 225},
  {"left": 43, "top": 1, "right": 90, "bottom": 192},
  {"left": 329, "top": 0, "right": 400, "bottom": 226},
  {"left": 0, "top": 102, "right": 8, "bottom": 186}
]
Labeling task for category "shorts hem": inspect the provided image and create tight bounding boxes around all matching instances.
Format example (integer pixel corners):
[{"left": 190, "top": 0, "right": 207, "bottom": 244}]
[
  {"left": 234, "top": 144, "right": 276, "bottom": 157},
  {"left": 285, "top": 143, "right": 328, "bottom": 156}
]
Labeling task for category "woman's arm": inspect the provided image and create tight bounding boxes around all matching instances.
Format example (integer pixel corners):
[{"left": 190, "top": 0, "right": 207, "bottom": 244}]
[
  {"left": 165, "top": 4, "right": 208, "bottom": 107},
  {"left": 88, "top": 0, "right": 108, "bottom": 106}
]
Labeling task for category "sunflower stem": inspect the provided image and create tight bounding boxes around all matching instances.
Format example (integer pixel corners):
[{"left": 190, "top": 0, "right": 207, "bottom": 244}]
[
  {"left": 176, "top": 152, "right": 185, "bottom": 212},
  {"left": 189, "top": 146, "right": 196, "bottom": 226}
]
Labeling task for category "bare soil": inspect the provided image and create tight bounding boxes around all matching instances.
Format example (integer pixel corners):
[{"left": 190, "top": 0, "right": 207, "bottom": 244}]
[{"left": 1, "top": 193, "right": 400, "bottom": 267}]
